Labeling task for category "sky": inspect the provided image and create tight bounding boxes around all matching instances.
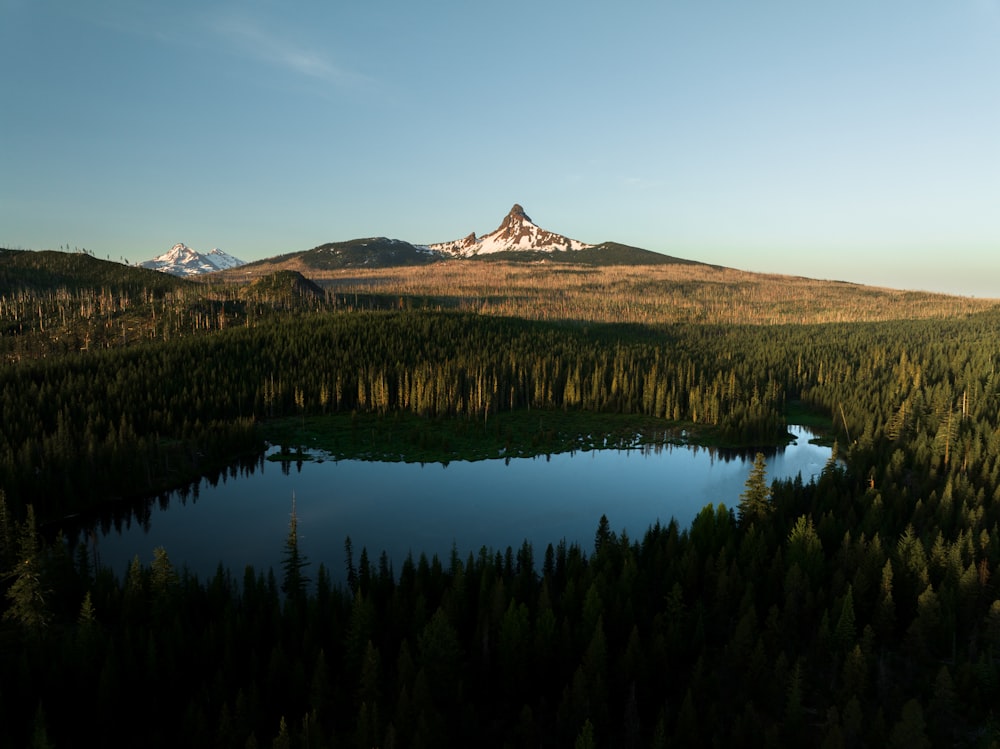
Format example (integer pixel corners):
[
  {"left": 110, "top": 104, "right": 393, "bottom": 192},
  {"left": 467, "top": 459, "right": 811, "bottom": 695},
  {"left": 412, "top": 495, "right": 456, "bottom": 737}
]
[{"left": 2, "top": 1, "right": 999, "bottom": 296}]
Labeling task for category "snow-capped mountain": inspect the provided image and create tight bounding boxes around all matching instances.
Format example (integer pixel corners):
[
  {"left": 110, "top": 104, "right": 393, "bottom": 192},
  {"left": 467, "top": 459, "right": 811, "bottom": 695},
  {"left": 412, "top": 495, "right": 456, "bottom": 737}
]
[
  {"left": 427, "top": 204, "right": 593, "bottom": 257},
  {"left": 138, "top": 244, "right": 246, "bottom": 277},
  {"left": 138, "top": 206, "right": 694, "bottom": 275}
]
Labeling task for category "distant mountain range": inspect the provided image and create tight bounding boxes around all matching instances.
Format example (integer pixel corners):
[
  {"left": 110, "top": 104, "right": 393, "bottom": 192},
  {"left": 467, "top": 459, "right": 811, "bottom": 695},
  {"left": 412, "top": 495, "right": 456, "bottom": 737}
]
[
  {"left": 136, "top": 206, "right": 711, "bottom": 275},
  {"left": 233, "top": 204, "right": 706, "bottom": 273},
  {"left": 138, "top": 244, "right": 247, "bottom": 277}
]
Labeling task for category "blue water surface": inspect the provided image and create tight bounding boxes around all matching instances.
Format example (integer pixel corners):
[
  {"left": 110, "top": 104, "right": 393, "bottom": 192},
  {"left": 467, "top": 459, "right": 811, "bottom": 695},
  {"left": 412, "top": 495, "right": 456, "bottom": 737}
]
[{"left": 91, "top": 426, "right": 831, "bottom": 582}]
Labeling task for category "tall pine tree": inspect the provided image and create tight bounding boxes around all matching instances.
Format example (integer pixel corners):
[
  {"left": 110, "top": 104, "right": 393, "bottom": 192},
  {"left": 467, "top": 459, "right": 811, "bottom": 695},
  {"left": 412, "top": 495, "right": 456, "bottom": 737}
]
[
  {"left": 738, "top": 453, "right": 772, "bottom": 527},
  {"left": 281, "top": 495, "right": 310, "bottom": 599},
  {"left": 2, "top": 505, "right": 49, "bottom": 632}
]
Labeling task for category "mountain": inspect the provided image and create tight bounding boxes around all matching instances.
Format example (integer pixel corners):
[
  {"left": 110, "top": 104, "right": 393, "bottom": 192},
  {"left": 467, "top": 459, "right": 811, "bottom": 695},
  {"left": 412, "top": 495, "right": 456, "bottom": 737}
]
[
  {"left": 235, "top": 205, "right": 702, "bottom": 273},
  {"left": 427, "top": 205, "right": 708, "bottom": 266},
  {"left": 241, "top": 237, "right": 437, "bottom": 273},
  {"left": 428, "top": 204, "right": 593, "bottom": 257},
  {"left": 139, "top": 244, "right": 246, "bottom": 277}
]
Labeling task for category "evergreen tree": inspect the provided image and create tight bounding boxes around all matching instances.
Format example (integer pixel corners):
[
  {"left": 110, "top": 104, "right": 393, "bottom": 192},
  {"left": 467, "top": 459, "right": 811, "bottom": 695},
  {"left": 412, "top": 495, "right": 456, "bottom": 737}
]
[
  {"left": 835, "top": 585, "right": 857, "bottom": 652},
  {"left": 0, "top": 490, "right": 15, "bottom": 572},
  {"left": 345, "top": 535, "right": 358, "bottom": 595},
  {"left": 29, "top": 704, "right": 55, "bottom": 749},
  {"left": 77, "top": 590, "right": 96, "bottom": 626},
  {"left": 738, "top": 453, "right": 772, "bottom": 527},
  {"left": 594, "top": 514, "right": 612, "bottom": 556},
  {"left": 2, "top": 505, "right": 48, "bottom": 632},
  {"left": 272, "top": 716, "right": 291, "bottom": 749},
  {"left": 150, "top": 546, "right": 179, "bottom": 595},
  {"left": 281, "top": 496, "right": 309, "bottom": 598},
  {"left": 889, "top": 699, "right": 930, "bottom": 749},
  {"left": 574, "top": 719, "right": 596, "bottom": 749}
]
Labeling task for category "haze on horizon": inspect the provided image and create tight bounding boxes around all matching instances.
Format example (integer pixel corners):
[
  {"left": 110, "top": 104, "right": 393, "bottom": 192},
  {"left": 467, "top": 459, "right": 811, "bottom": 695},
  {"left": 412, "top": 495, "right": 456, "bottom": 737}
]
[{"left": 2, "top": 1, "right": 999, "bottom": 297}]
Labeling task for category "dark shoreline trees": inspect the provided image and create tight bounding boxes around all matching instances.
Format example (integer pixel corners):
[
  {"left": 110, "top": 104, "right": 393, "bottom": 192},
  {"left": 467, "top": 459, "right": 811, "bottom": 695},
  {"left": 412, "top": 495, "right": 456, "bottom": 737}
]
[{"left": 2, "top": 450, "right": 998, "bottom": 747}]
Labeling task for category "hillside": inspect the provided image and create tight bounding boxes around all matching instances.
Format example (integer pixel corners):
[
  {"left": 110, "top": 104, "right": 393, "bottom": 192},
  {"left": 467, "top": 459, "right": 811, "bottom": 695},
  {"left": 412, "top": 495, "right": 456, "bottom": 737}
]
[
  {"left": 0, "top": 251, "right": 324, "bottom": 360},
  {"left": 0, "top": 248, "right": 187, "bottom": 295},
  {"left": 316, "top": 261, "right": 998, "bottom": 325},
  {"left": 466, "top": 242, "right": 715, "bottom": 267},
  {"left": 3, "top": 246, "right": 998, "bottom": 362},
  {"left": 241, "top": 237, "right": 438, "bottom": 273},
  {"left": 241, "top": 269, "right": 325, "bottom": 302}
]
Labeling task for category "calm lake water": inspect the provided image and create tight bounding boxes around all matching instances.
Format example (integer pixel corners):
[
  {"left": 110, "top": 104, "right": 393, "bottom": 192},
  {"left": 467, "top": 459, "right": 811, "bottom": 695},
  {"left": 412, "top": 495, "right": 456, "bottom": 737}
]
[{"left": 87, "top": 426, "right": 831, "bottom": 582}]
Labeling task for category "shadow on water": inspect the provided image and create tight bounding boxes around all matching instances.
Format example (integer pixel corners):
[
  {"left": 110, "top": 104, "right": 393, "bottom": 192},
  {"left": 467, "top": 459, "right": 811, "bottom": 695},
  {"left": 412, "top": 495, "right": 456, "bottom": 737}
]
[
  {"left": 56, "top": 425, "right": 832, "bottom": 582},
  {"left": 50, "top": 452, "right": 269, "bottom": 562}
]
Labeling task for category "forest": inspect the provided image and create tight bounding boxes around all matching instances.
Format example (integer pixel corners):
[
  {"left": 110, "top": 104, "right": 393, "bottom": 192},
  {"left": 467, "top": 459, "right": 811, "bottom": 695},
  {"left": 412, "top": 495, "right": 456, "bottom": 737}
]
[{"left": 3, "top": 249, "right": 1000, "bottom": 746}]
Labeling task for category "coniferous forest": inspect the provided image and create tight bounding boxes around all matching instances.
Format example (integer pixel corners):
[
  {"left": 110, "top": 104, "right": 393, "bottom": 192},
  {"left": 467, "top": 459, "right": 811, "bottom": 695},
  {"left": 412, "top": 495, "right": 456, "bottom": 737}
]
[{"left": 3, "top": 250, "right": 1000, "bottom": 746}]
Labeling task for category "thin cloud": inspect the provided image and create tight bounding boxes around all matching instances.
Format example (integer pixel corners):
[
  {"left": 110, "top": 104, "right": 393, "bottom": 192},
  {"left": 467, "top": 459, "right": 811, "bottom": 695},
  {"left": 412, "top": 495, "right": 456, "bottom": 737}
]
[
  {"left": 208, "top": 12, "right": 370, "bottom": 88},
  {"left": 90, "top": 4, "right": 365, "bottom": 87}
]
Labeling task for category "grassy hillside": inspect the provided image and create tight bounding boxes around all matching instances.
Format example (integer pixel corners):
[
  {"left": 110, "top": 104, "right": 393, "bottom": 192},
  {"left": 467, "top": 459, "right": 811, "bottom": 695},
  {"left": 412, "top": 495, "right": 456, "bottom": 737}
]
[
  {"left": 4, "top": 248, "right": 998, "bottom": 362},
  {"left": 316, "top": 261, "right": 999, "bottom": 325}
]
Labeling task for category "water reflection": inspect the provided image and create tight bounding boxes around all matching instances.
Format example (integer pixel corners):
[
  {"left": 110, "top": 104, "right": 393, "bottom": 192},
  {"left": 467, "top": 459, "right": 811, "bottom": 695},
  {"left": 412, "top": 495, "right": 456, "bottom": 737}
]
[{"left": 70, "top": 426, "right": 831, "bottom": 582}]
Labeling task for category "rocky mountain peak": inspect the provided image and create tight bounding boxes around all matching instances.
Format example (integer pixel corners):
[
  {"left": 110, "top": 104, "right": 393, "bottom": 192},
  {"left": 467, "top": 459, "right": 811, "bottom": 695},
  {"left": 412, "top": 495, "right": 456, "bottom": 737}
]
[
  {"left": 427, "top": 204, "right": 592, "bottom": 257},
  {"left": 507, "top": 204, "right": 529, "bottom": 221}
]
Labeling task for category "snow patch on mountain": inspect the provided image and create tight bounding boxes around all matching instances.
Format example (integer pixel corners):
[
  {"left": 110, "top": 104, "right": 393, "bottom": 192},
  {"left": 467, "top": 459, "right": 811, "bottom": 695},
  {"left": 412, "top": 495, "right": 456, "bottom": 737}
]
[
  {"left": 138, "top": 244, "right": 247, "bottom": 276},
  {"left": 428, "top": 204, "right": 592, "bottom": 257}
]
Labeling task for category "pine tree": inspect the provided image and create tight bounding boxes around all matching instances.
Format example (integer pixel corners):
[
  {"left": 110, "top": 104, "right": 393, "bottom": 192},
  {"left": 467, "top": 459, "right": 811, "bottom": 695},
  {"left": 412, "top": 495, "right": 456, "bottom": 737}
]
[
  {"left": 738, "top": 453, "right": 772, "bottom": 527},
  {"left": 0, "top": 490, "right": 15, "bottom": 572},
  {"left": 78, "top": 590, "right": 96, "bottom": 626},
  {"left": 889, "top": 699, "right": 930, "bottom": 749},
  {"left": 281, "top": 496, "right": 310, "bottom": 599},
  {"left": 875, "top": 559, "right": 897, "bottom": 642},
  {"left": 2, "top": 505, "right": 49, "bottom": 632},
  {"left": 574, "top": 719, "right": 596, "bottom": 749},
  {"left": 835, "top": 585, "right": 857, "bottom": 652},
  {"left": 272, "top": 716, "right": 291, "bottom": 749},
  {"left": 344, "top": 535, "right": 358, "bottom": 595},
  {"left": 150, "top": 546, "right": 179, "bottom": 595},
  {"left": 30, "top": 704, "right": 55, "bottom": 749},
  {"left": 594, "top": 514, "right": 612, "bottom": 556},
  {"left": 783, "top": 660, "right": 805, "bottom": 744}
]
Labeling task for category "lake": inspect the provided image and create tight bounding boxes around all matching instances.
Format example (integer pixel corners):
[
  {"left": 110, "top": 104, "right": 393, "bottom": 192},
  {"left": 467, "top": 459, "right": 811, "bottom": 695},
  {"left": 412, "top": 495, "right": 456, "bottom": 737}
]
[{"left": 85, "top": 426, "right": 831, "bottom": 582}]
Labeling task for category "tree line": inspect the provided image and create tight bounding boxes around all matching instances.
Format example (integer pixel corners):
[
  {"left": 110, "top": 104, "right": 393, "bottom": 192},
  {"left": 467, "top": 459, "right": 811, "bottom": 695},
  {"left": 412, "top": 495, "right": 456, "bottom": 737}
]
[{"left": 1, "top": 310, "right": 791, "bottom": 519}]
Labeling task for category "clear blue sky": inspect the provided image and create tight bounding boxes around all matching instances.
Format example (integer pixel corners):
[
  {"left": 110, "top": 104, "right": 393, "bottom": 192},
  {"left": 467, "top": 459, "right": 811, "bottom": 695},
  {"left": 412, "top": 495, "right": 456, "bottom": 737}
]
[{"left": 3, "top": 1, "right": 999, "bottom": 296}]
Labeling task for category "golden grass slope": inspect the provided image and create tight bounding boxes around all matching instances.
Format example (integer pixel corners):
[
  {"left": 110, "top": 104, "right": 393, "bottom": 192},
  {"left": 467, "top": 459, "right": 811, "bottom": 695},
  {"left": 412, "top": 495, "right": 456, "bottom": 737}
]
[{"left": 229, "top": 261, "right": 999, "bottom": 326}]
